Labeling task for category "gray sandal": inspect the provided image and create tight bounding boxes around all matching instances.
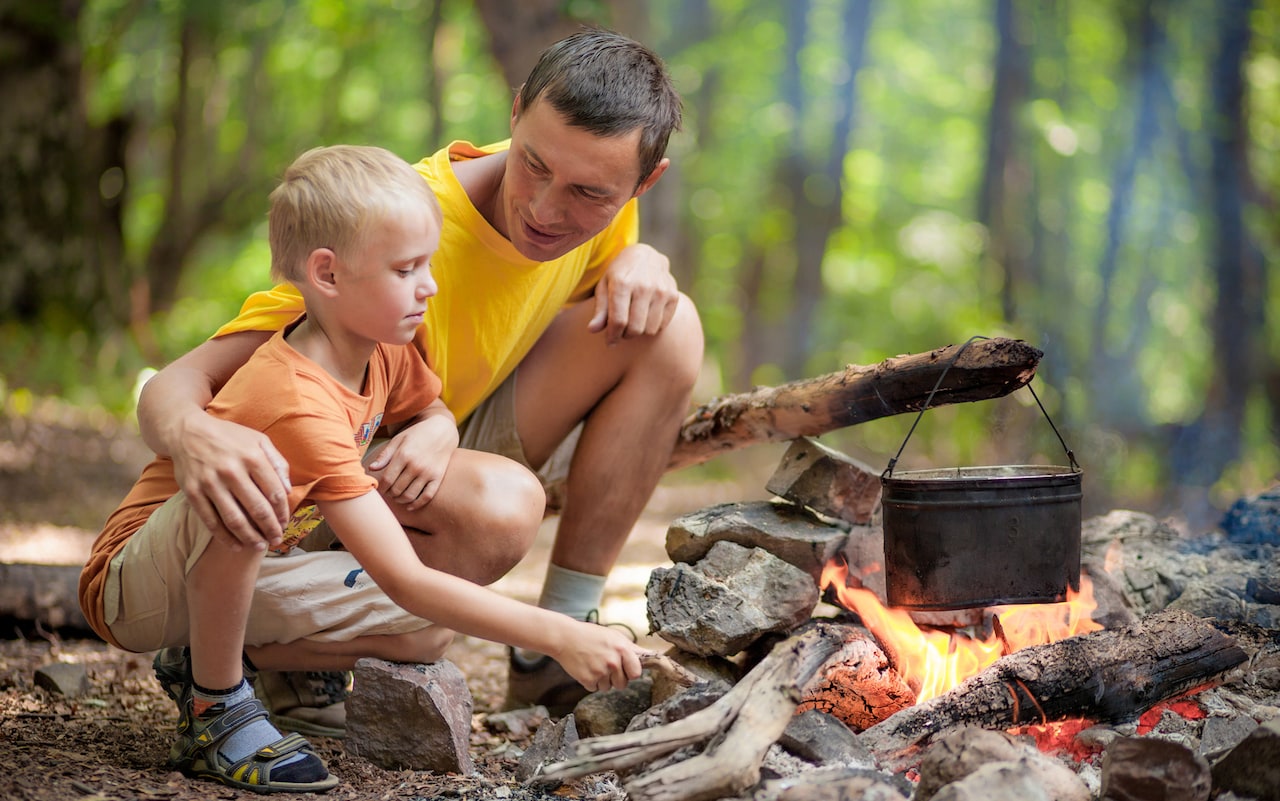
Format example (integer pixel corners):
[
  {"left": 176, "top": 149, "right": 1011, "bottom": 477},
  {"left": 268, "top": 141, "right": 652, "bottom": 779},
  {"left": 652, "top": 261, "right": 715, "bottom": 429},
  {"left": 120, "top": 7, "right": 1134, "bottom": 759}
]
[{"left": 169, "top": 696, "right": 338, "bottom": 794}]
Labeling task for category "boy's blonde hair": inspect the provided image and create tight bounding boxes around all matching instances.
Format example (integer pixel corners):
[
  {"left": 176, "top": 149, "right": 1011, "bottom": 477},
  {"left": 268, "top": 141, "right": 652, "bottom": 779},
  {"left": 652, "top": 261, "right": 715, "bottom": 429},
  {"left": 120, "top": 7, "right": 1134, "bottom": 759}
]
[{"left": 268, "top": 145, "right": 441, "bottom": 283}]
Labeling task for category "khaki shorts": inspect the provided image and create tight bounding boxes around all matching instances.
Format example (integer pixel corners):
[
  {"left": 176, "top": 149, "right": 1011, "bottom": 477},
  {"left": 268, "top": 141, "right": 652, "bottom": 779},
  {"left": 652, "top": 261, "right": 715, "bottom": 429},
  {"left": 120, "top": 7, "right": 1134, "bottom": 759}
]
[
  {"left": 459, "top": 369, "right": 579, "bottom": 488},
  {"left": 102, "top": 493, "right": 430, "bottom": 653}
]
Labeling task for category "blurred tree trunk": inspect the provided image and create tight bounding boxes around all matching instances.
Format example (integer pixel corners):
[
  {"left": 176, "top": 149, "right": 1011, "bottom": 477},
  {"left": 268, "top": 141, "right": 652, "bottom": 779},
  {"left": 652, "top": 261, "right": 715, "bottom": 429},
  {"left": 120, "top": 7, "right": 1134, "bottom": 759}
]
[
  {"left": 474, "top": 0, "right": 610, "bottom": 91},
  {"left": 1088, "top": 0, "right": 1166, "bottom": 429},
  {"left": 139, "top": 9, "right": 270, "bottom": 328},
  {"left": 739, "top": 0, "right": 873, "bottom": 386},
  {"left": 0, "top": 1, "right": 127, "bottom": 331},
  {"left": 1168, "top": 0, "right": 1261, "bottom": 501},
  {"left": 976, "top": 0, "right": 1030, "bottom": 325}
]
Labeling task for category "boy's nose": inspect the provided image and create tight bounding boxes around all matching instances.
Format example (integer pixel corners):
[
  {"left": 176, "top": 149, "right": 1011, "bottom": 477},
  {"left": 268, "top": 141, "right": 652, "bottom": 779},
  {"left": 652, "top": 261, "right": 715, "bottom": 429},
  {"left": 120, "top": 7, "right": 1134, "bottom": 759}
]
[{"left": 417, "top": 274, "right": 438, "bottom": 298}]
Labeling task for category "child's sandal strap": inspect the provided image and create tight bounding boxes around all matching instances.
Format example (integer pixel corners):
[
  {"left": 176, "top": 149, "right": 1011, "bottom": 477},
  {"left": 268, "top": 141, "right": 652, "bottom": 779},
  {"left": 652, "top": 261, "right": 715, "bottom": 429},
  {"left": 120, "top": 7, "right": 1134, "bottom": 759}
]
[{"left": 172, "top": 698, "right": 338, "bottom": 794}]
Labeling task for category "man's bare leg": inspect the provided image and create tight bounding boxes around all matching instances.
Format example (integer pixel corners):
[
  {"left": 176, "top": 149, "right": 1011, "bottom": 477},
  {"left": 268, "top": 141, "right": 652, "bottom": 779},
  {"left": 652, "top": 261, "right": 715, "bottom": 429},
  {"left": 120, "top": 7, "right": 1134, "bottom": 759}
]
[
  {"left": 384, "top": 448, "right": 546, "bottom": 585},
  {"left": 518, "top": 292, "right": 703, "bottom": 590}
]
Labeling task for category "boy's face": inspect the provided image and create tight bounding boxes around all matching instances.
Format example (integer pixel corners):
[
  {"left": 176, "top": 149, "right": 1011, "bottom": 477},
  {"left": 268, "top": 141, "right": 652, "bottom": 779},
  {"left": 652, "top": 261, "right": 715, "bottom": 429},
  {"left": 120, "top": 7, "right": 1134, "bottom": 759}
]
[
  {"left": 497, "top": 98, "right": 664, "bottom": 262},
  {"left": 333, "top": 198, "right": 441, "bottom": 346}
]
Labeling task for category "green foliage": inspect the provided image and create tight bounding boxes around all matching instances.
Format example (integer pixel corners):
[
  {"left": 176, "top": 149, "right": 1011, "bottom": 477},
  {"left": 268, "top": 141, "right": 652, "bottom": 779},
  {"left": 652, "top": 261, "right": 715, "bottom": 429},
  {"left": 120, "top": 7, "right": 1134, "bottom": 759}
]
[{"left": 7, "top": 0, "right": 1278, "bottom": 516}]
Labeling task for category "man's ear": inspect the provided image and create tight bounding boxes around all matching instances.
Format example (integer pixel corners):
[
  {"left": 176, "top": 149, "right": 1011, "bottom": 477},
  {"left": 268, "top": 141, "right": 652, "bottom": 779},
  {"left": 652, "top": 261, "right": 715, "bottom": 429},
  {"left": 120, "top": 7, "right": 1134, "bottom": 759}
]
[
  {"left": 305, "top": 248, "right": 340, "bottom": 297},
  {"left": 509, "top": 90, "right": 523, "bottom": 132},
  {"left": 632, "top": 157, "right": 670, "bottom": 199}
]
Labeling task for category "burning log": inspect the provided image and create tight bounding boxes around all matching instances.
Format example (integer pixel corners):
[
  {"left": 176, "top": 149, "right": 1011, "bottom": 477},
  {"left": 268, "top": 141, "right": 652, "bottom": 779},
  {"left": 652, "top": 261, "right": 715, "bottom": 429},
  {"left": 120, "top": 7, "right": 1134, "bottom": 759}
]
[
  {"left": 797, "top": 623, "right": 915, "bottom": 731},
  {"left": 667, "top": 337, "right": 1042, "bottom": 471},
  {"left": 859, "top": 609, "right": 1248, "bottom": 765}
]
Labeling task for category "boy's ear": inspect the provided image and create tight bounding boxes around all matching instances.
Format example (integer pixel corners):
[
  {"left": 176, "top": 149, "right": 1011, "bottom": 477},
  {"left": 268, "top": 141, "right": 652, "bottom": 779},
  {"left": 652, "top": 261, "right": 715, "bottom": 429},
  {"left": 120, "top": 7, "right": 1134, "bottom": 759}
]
[{"left": 305, "top": 248, "right": 340, "bottom": 297}]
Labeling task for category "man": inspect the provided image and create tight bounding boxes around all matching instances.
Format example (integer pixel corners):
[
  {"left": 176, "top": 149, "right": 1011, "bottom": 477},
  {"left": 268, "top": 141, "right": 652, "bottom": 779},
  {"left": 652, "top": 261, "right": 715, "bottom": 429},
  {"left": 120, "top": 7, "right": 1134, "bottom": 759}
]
[{"left": 136, "top": 28, "right": 703, "bottom": 728}]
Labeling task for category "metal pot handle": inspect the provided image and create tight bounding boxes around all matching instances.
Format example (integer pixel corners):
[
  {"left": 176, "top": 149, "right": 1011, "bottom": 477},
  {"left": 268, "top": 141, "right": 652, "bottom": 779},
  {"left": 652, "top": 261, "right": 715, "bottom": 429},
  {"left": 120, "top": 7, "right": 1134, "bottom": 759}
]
[{"left": 881, "top": 334, "right": 1080, "bottom": 479}]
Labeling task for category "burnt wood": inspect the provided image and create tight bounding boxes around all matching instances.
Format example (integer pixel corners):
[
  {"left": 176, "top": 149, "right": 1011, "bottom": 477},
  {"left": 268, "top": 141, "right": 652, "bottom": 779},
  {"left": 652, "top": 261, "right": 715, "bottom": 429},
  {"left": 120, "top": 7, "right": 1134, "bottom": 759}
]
[
  {"left": 797, "top": 622, "right": 915, "bottom": 731},
  {"left": 859, "top": 609, "right": 1248, "bottom": 765},
  {"left": 539, "top": 620, "right": 861, "bottom": 801},
  {"left": 668, "top": 337, "right": 1043, "bottom": 471}
]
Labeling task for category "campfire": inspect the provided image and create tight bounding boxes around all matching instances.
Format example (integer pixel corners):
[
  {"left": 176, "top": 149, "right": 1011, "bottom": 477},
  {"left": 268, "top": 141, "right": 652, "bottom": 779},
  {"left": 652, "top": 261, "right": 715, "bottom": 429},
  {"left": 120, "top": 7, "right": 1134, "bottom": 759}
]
[
  {"left": 820, "top": 557, "right": 1102, "bottom": 703},
  {"left": 537, "top": 434, "right": 1277, "bottom": 801}
]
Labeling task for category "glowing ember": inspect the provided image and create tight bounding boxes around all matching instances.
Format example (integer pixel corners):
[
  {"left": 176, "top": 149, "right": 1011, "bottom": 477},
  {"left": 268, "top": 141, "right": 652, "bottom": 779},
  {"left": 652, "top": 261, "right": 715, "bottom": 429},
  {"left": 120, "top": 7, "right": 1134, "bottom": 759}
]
[
  {"left": 1011, "top": 718, "right": 1100, "bottom": 762},
  {"left": 1136, "top": 692, "right": 1208, "bottom": 735},
  {"left": 820, "top": 558, "right": 1102, "bottom": 702}
]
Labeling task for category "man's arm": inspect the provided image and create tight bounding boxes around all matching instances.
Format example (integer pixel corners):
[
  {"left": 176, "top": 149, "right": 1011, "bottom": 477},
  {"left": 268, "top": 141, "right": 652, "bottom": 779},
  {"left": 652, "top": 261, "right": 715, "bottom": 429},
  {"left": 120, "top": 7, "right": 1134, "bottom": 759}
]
[{"left": 137, "top": 330, "right": 290, "bottom": 548}]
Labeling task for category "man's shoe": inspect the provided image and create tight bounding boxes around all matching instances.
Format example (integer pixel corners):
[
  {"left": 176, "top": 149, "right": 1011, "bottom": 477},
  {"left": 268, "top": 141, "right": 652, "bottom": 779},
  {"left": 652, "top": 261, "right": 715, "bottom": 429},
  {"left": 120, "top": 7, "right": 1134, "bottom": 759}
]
[
  {"left": 503, "top": 649, "right": 589, "bottom": 717},
  {"left": 255, "top": 670, "right": 350, "bottom": 739}
]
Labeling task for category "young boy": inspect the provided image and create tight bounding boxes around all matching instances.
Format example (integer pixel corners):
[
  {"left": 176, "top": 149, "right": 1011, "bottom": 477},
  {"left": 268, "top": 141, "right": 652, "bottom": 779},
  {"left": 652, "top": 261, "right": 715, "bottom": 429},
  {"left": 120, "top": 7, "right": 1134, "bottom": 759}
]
[{"left": 79, "top": 145, "right": 647, "bottom": 794}]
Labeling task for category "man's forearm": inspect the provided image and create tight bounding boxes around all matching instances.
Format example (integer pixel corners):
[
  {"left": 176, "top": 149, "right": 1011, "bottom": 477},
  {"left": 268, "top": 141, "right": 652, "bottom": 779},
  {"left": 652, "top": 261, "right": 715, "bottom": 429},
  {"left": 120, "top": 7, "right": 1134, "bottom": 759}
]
[{"left": 136, "top": 363, "right": 216, "bottom": 458}]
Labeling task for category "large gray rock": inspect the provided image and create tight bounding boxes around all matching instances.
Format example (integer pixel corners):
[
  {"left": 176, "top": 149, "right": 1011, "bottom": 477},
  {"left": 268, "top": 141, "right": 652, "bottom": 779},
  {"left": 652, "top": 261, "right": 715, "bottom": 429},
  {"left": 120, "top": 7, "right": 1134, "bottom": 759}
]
[
  {"left": 665, "top": 501, "right": 846, "bottom": 583},
  {"left": 1100, "top": 737, "right": 1211, "bottom": 801},
  {"left": 647, "top": 540, "right": 819, "bottom": 657},
  {"left": 766, "top": 437, "right": 882, "bottom": 526}
]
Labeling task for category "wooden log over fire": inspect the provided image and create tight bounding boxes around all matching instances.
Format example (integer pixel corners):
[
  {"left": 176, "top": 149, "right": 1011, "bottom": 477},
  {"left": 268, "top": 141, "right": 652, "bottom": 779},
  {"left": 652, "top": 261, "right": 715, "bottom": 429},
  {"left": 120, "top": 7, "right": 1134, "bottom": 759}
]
[
  {"left": 541, "top": 610, "right": 1246, "bottom": 801},
  {"left": 860, "top": 608, "right": 1247, "bottom": 764},
  {"left": 668, "top": 337, "right": 1042, "bottom": 470}
]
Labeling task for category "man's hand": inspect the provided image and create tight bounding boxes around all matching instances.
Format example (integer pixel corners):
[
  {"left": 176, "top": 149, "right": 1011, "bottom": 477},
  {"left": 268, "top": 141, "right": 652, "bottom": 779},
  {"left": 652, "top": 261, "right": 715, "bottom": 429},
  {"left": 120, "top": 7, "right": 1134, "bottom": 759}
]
[
  {"left": 587, "top": 243, "right": 679, "bottom": 345},
  {"left": 171, "top": 413, "right": 290, "bottom": 551},
  {"left": 368, "top": 408, "right": 459, "bottom": 511}
]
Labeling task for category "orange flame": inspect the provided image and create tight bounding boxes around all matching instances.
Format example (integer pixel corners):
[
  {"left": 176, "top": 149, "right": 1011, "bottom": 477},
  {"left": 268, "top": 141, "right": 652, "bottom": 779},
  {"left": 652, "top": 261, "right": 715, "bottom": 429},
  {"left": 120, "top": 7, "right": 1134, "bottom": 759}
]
[{"left": 820, "top": 559, "right": 1101, "bottom": 703}]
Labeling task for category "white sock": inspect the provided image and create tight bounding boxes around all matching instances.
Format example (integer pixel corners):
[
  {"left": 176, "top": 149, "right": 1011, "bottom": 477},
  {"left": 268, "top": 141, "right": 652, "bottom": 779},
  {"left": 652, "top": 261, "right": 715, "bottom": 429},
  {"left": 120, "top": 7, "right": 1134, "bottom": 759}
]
[
  {"left": 516, "top": 565, "right": 607, "bottom": 663},
  {"left": 538, "top": 563, "right": 607, "bottom": 621}
]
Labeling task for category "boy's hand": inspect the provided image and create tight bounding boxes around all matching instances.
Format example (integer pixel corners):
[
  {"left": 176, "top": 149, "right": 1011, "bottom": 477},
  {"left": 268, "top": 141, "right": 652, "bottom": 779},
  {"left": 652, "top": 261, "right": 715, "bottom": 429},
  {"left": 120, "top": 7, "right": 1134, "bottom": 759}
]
[
  {"left": 368, "top": 413, "right": 459, "bottom": 511},
  {"left": 553, "top": 620, "right": 646, "bottom": 694}
]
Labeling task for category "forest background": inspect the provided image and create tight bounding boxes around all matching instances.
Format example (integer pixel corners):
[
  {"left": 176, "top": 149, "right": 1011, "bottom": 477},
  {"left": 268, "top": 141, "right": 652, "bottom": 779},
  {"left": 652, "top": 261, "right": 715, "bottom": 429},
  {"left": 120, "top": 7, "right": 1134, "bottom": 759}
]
[{"left": 2, "top": 0, "right": 1277, "bottom": 531}]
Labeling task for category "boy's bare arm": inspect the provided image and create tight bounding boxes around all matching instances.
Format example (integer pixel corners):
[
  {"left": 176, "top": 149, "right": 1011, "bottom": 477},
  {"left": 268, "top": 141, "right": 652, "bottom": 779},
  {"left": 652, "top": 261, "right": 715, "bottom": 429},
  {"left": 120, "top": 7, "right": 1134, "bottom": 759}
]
[
  {"left": 138, "top": 330, "right": 289, "bottom": 548},
  {"left": 368, "top": 398, "right": 458, "bottom": 511},
  {"left": 318, "top": 491, "right": 645, "bottom": 691}
]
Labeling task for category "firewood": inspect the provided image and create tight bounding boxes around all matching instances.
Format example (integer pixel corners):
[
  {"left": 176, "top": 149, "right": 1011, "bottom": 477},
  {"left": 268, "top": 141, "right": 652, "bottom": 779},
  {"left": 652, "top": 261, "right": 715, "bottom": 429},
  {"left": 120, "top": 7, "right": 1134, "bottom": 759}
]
[
  {"left": 797, "top": 623, "right": 914, "bottom": 731},
  {"left": 668, "top": 337, "right": 1042, "bottom": 471},
  {"left": 859, "top": 609, "right": 1248, "bottom": 766},
  {"left": 640, "top": 652, "right": 700, "bottom": 690},
  {"left": 538, "top": 620, "right": 866, "bottom": 801}
]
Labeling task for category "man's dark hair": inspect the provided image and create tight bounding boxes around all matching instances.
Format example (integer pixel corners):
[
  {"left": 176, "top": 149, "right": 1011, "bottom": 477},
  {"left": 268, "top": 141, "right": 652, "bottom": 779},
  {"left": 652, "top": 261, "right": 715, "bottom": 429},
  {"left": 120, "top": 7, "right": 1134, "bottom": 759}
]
[{"left": 518, "top": 28, "right": 683, "bottom": 184}]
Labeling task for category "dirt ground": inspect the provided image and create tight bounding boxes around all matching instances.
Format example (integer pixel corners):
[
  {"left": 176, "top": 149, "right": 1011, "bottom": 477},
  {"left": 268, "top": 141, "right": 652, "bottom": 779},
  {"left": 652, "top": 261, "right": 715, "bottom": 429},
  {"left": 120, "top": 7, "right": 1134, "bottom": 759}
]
[{"left": 0, "top": 398, "right": 773, "bottom": 801}]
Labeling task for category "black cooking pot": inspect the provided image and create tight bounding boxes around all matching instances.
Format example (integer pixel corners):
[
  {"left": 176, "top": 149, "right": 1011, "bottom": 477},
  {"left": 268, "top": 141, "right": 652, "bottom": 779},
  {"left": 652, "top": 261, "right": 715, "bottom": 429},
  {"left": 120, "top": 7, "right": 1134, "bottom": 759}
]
[
  {"left": 879, "top": 337, "right": 1082, "bottom": 610},
  {"left": 881, "top": 464, "right": 1082, "bottom": 609}
]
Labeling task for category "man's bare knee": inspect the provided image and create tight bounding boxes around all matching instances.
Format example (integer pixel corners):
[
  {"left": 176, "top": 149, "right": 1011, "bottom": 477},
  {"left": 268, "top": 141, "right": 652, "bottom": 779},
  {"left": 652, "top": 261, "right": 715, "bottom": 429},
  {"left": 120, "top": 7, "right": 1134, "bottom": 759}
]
[{"left": 468, "top": 464, "right": 544, "bottom": 583}]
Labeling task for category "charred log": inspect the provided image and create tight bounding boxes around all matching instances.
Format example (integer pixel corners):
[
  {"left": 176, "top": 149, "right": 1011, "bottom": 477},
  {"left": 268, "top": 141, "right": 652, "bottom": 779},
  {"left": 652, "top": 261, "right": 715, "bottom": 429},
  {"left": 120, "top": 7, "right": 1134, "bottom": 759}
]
[{"left": 860, "top": 609, "right": 1247, "bottom": 765}]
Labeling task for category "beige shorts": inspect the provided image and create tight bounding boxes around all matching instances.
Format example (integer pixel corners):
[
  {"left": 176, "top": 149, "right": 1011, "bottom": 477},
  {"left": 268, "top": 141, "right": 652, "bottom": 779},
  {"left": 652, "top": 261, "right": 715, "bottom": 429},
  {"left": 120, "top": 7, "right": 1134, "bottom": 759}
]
[
  {"left": 102, "top": 493, "right": 429, "bottom": 653},
  {"left": 459, "top": 369, "right": 579, "bottom": 488}
]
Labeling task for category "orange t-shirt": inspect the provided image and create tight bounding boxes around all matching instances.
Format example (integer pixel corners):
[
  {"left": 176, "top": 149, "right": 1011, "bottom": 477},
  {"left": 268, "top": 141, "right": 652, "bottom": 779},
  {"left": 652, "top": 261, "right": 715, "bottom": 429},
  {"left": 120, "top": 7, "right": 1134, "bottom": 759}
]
[{"left": 78, "top": 322, "right": 442, "bottom": 646}]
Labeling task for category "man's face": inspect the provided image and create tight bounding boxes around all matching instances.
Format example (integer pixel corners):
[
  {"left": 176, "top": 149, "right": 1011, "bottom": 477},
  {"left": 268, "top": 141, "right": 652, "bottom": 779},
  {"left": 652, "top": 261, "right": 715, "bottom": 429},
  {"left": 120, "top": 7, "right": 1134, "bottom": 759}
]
[{"left": 498, "top": 98, "right": 657, "bottom": 262}]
